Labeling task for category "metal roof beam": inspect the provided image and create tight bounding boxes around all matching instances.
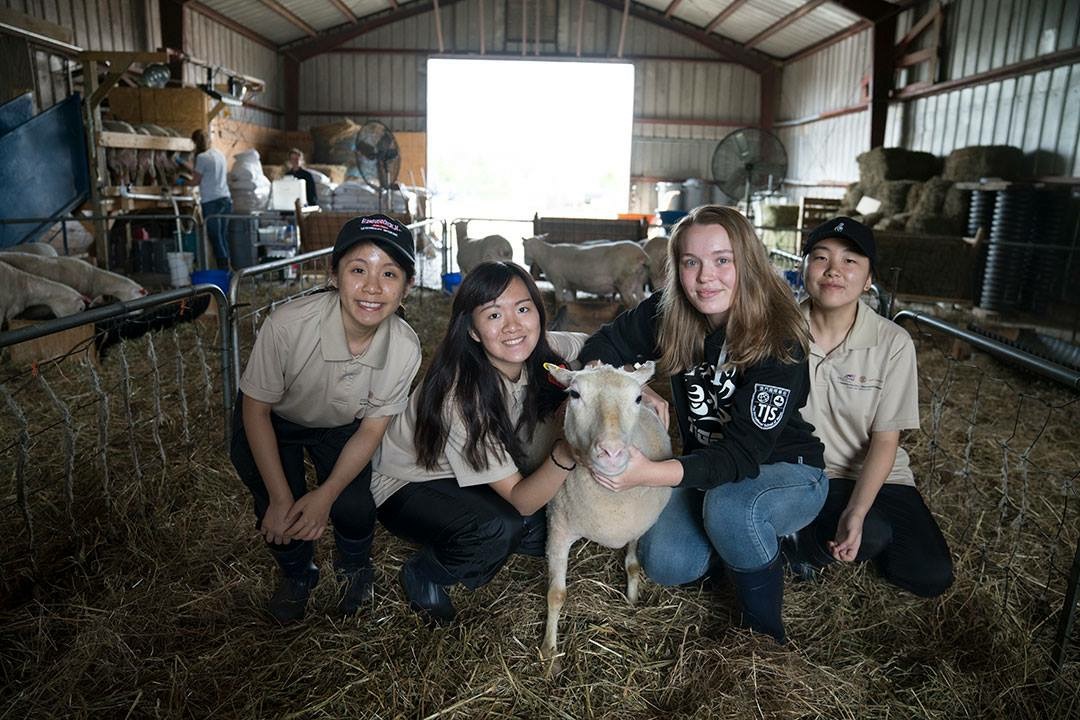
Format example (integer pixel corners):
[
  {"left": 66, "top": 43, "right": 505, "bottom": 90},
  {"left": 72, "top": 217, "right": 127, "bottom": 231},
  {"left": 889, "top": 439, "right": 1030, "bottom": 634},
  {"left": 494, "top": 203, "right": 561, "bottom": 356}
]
[
  {"left": 284, "top": 0, "right": 466, "bottom": 60},
  {"left": 745, "top": 0, "right": 826, "bottom": 49},
  {"left": 187, "top": 2, "right": 278, "bottom": 50},
  {"left": 662, "top": 0, "right": 684, "bottom": 19},
  {"left": 328, "top": 0, "right": 359, "bottom": 23},
  {"left": 705, "top": 0, "right": 749, "bottom": 34},
  {"left": 258, "top": 0, "right": 317, "bottom": 37},
  {"left": 828, "top": 0, "right": 897, "bottom": 22},
  {"left": 588, "top": 0, "right": 775, "bottom": 73}
]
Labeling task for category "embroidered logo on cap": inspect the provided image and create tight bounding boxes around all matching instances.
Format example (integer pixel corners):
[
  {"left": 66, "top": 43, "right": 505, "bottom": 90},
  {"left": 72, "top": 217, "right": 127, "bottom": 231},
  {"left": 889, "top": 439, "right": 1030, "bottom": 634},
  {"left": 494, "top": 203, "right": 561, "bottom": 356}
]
[
  {"left": 835, "top": 222, "right": 845, "bottom": 232},
  {"left": 750, "top": 383, "right": 789, "bottom": 430}
]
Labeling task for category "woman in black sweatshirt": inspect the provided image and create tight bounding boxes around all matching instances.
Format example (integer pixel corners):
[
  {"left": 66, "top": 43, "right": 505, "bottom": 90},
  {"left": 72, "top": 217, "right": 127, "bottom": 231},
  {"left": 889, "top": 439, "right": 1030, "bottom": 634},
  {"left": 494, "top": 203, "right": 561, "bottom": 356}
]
[{"left": 578, "top": 205, "right": 826, "bottom": 644}]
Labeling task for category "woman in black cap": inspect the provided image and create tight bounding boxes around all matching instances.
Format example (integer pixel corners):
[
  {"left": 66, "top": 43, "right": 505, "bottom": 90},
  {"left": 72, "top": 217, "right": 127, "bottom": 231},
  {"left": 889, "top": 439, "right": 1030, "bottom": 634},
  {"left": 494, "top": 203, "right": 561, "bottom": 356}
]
[
  {"left": 230, "top": 214, "right": 422, "bottom": 623},
  {"left": 791, "top": 216, "right": 953, "bottom": 597}
]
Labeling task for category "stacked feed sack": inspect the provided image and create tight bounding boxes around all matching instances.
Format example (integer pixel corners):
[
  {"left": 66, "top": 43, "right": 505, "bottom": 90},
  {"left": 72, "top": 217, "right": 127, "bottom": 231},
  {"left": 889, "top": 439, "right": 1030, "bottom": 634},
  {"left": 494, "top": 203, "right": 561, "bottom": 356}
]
[{"left": 228, "top": 149, "right": 271, "bottom": 213}]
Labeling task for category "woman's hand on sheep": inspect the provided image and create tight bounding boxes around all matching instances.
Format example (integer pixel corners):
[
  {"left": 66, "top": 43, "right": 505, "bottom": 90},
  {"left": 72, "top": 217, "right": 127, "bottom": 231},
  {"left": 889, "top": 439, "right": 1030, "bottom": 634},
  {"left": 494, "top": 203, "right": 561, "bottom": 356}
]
[
  {"left": 283, "top": 487, "right": 334, "bottom": 541},
  {"left": 261, "top": 498, "right": 296, "bottom": 545},
  {"left": 591, "top": 447, "right": 655, "bottom": 491},
  {"left": 640, "top": 385, "right": 670, "bottom": 430}
]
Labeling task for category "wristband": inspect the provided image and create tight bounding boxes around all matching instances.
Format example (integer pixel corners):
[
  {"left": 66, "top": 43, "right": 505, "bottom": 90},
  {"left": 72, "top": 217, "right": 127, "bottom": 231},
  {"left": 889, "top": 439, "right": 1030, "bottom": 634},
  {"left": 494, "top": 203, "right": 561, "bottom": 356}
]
[{"left": 550, "top": 440, "right": 576, "bottom": 472}]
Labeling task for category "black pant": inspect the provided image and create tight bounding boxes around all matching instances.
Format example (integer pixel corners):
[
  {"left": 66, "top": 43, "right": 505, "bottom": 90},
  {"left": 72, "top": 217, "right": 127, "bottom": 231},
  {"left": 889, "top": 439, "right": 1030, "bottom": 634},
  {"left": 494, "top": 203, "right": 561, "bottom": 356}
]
[
  {"left": 230, "top": 394, "right": 376, "bottom": 577},
  {"left": 805, "top": 477, "right": 954, "bottom": 597},
  {"left": 377, "top": 478, "right": 545, "bottom": 590}
]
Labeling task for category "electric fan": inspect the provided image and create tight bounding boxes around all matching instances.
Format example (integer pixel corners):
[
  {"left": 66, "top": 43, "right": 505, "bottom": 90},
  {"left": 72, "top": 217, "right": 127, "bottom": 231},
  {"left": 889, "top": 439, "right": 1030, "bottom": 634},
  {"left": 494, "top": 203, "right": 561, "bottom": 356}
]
[
  {"left": 355, "top": 120, "right": 402, "bottom": 212},
  {"left": 711, "top": 128, "right": 788, "bottom": 219}
]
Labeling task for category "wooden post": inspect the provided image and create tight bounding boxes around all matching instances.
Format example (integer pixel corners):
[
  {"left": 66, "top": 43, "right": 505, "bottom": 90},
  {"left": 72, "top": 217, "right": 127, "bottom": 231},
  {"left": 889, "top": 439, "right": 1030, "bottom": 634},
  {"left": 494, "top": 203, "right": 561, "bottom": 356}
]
[
  {"left": 284, "top": 55, "right": 299, "bottom": 131},
  {"left": 870, "top": 15, "right": 897, "bottom": 148}
]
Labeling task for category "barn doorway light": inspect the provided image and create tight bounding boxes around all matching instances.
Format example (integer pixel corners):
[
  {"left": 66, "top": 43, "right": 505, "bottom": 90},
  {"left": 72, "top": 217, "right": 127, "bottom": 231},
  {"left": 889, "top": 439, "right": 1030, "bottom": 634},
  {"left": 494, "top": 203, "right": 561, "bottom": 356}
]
[{"left": 427, "top": 58, "right": 634, "bottom": 263}]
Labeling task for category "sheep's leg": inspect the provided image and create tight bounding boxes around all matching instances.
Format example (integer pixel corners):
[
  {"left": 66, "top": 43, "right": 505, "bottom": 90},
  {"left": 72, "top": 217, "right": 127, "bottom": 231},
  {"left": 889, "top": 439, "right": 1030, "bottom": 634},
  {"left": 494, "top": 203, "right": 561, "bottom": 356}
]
[
  {"left": 625, "top": 538, "right": 642, "bottom": 606},
  {"left": 541, "top": 526, "right": 578, "bottom": 661}
]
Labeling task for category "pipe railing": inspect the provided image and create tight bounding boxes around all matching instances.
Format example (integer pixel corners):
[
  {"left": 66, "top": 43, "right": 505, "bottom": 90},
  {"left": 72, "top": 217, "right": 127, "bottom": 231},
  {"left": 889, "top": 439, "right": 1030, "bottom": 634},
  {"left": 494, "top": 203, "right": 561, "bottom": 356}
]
[{"left": 0, "top": 283, "right": 233, "bottom": 445}]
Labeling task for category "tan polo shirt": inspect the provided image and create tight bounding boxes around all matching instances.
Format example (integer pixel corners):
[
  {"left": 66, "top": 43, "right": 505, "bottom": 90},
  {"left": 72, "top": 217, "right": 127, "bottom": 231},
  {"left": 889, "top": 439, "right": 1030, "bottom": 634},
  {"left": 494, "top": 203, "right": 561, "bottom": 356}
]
[
  {"left": 371, "top": 331, "right": 587, "bottom": 506},
  {"left": 801, "top": 300, "right": 920, "bottom": 487},
  {"left": 240, "top": 291, "right": 421, "bottom": 428}
]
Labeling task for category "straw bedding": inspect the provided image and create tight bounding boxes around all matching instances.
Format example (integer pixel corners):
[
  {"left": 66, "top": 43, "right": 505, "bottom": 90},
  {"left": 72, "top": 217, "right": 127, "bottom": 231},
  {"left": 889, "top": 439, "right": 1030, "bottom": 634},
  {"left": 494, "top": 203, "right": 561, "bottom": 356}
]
[{"left": 0, "top": 289, "right": 1078, "bottom": 719}]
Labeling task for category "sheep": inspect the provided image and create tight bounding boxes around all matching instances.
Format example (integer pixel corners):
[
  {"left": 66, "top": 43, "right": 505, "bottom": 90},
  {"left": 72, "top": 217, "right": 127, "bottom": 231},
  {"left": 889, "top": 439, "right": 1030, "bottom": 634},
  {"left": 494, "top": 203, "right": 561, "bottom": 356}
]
[
  {"left": 540, "top": 361, "right": 673, "bottom": 662},
  {"left": 0, "top": 262, "right": 86, "bottom": 323},
  {"left": 0, "top": 242, "right": 58, "bottom": 257},
  {"left": 641, "top": 235, "right": 669, "bottom": 290},
  {"left": 456, "top": 234, "right": 513, "bottom": 274},
  {"left": 523, "top": 235, "right": 649, "bottom": 308},
  {"left": 0, "top": 252, "right": 147, "bottom": 303}
]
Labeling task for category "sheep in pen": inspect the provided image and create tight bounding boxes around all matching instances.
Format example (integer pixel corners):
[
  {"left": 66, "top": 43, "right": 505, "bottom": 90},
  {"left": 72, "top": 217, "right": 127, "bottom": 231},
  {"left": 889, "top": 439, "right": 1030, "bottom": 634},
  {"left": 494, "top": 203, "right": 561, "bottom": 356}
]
[{"left": 0, "top": 286, "right": 1078, "bottom": 718}]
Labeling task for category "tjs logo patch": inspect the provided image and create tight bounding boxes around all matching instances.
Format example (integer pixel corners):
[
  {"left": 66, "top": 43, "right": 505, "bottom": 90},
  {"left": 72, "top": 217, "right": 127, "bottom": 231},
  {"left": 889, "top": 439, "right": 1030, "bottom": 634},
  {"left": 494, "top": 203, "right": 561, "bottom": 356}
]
[{"left": 750, "top": 383, "right": 790, "bottom": 430}]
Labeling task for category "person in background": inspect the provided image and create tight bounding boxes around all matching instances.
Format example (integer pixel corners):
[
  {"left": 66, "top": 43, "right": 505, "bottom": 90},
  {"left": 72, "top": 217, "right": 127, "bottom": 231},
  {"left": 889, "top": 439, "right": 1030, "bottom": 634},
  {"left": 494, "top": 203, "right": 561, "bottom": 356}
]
[
  {"left": 372, "top": 261, "right": 584, "bottom": 623},
  {"left": 230, "top": 214, "right": 420, "bottom": 623},
  {"left": 285, "top": 148, "right": 318, "bottom": 208},
  {"left": 177, "top": 129, "right": 232, "bottom": 269},
  {"left": 789, "top": 217, "right": 953, "bottom": 597},
  {"left": 577, "top": 205, "right": 827, "bottom": 644}
]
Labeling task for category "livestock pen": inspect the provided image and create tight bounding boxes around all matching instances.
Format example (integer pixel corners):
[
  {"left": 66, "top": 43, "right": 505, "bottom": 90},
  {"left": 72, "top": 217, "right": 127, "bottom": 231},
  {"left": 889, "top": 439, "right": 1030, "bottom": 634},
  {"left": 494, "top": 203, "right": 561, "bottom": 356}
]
[{"left": 0, "top": 248, "right": 1078, "bottom": 718}]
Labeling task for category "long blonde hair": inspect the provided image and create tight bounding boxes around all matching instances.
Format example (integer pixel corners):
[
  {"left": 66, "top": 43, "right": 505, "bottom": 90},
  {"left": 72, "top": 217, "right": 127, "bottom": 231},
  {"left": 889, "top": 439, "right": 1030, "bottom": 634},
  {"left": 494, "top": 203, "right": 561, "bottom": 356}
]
[{"left": 656, "top": 205, "right": 810, "bottom": 375}]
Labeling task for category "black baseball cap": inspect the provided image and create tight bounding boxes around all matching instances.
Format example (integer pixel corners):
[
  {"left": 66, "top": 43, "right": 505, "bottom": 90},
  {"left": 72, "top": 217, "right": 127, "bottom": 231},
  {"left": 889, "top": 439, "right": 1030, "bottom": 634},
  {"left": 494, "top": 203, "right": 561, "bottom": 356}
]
[
  {"left": 803, "top": 216, "right": 877, "bottom": 270},
  {"left": 332, "top": 214, "right": 415, "bottom": 276}
]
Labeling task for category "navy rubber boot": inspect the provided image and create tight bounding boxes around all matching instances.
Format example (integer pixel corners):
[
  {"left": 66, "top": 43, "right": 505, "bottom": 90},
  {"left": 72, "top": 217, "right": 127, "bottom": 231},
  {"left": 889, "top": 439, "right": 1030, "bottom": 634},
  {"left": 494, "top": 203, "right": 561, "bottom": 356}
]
[
  {"left": 334, "top": 528, "right": 375, "bottom": 616},
  {"left": 399, "top": 548, "right": 457, "bottom": 624},
  {"left": 267, "top": 541, "right": 319, "bottom": 624},
  {"left": 726, "top": 554, "right": 786, "bottom": 644}
]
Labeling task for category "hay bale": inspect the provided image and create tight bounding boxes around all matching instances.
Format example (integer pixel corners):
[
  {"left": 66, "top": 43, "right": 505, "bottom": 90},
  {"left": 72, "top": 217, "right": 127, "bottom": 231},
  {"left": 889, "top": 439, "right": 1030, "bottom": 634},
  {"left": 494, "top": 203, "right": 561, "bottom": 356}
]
[
  {"left": 262, "top": 164, "right": 285, "bottom": 182},
  {"left": 905, "top": 181, "right": 926, "bottom": 212},
  {"left": 875, "top": 213, "right": 910, "bottom": 231},
  {"left": 870, "top": 180, "right": 919, "bottom": 216},
  {"left": 310, "top": 119, "right": 360, "bottom": 167},
  {"left": 942, "top": 145, "right": 1024, "bottom": 181},
  {"left": 842, "top": 182, "right": 864, "bottom": 209},
  {"left": 857, "top": 147, "right": 940, "bottom": 187},
  {"left": 861, "top": 211, "right": 884, "bottom": 227},
  {"left": 905, "top": 213, "right": 964, "bottom": 236},
  {"left": 760, "top": 204, "right": 799, "bottom": 229},
  {"left": 912, "top": 175, "right": 952, "bottom": 215},
  {"left": 943, "top": 185, "right": 969, "bottom": 223}
]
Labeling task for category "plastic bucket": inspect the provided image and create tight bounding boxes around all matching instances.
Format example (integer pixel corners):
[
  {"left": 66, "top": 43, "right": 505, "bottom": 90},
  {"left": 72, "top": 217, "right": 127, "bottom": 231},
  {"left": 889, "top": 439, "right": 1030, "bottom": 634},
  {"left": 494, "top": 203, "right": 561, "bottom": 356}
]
[
  {"left": 441, "top": 272, "right": 462, "bottom": 295},
  {"left": 167, "top": 252, "right": 193, "bottom": 287},
  {"left": 191, "top": 269, "right": 231, "bottom": 296}
]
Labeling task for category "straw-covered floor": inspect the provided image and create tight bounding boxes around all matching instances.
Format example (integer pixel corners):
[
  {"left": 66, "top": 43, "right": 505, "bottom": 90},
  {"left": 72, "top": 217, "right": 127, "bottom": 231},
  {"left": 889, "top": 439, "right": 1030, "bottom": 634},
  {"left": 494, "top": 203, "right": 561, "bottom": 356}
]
[{"left": 0, "top": 286, "right": 1078, "bottom": 719}]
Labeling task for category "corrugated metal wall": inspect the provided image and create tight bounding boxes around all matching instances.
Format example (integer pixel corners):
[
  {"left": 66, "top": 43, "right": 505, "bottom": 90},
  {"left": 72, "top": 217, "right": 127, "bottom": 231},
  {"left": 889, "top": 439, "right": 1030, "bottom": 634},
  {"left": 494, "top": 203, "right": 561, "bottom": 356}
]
[
  {"left": 776, "top": 29, "right": 870, "bottom": 196},
  {"left": 888, "top": 0, "right": 1080, "bottom": 177},
  {"left": 299, "top": 0, "right": 759, "bottom": 180},
  {"left": 2, "top": 0, "right": 282, "bottom": 128},
  {"left": 184, "top": 7, "right": 283, "bottom": 128},
  {"left": 778, "top": 0, "right": 1080, "bottom": 197}
]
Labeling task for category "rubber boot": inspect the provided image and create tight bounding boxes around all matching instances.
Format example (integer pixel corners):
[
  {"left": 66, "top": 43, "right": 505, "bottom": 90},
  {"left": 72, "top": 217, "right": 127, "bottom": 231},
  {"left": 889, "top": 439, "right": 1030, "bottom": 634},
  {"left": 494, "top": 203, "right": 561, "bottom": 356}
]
[
  {"left": 334, "top": 527, "right": 375, "bottom": 617},
  {"left": 726, "top": 554, "right": 786, "bottom": 644},
  {"left": 267, "top": 540, "right": 319, "bottom": 624},
  {"left": 781, "top": 528, "right": 825, "bottom": 582},
  {"left": 399, "top": 547, "right": 457, "bottom": 624}
]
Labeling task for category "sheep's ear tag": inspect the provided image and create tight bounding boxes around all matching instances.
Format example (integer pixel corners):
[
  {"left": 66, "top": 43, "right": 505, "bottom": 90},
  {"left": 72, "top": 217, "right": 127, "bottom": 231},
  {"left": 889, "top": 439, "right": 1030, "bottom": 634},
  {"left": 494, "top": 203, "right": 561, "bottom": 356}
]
[{"left": 543, "top": 362, "right": 569, "bottom": 389}]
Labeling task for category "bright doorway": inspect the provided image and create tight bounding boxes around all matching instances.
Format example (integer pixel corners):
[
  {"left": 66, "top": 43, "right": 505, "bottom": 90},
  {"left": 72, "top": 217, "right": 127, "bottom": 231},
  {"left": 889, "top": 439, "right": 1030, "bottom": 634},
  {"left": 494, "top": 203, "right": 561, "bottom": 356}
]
[{"left": 426, "top": 58, "right": 635, "bottom": 268}]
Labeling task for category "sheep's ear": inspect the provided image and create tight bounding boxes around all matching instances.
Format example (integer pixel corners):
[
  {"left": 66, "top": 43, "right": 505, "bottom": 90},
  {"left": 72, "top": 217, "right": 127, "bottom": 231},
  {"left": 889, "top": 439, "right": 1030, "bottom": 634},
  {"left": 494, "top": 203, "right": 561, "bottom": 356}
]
[
  {"left": 543, "top": 362, "right": 575, "bottom": 389},
  {"left": 628, "top": 361, "right": 655, "bottom": 385}
]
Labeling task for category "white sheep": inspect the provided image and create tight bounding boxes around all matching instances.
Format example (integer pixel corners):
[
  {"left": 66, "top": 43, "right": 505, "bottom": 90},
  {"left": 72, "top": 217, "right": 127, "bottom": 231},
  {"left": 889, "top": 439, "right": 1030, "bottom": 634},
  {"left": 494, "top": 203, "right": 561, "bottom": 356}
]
[
  {"left": 0, "top": 253, "right": 147, "bottom": 303},
  {"left": 523, "top": 235, "right": 649, "bottom": 308},
  {"left": 0, "top": 262, "right": 86, "bottom": 323},
  {"left": 641, "top": 235, "right": 669, "bottom": 290},
  {"left": 0, "top": 242, "right": 58, "bottom": 257},
  {"left": 540, "top": 362, "right": 673, "bottom": 661},
  {"left": 456, "top": 234, "right": 513, "bottom": 274}
]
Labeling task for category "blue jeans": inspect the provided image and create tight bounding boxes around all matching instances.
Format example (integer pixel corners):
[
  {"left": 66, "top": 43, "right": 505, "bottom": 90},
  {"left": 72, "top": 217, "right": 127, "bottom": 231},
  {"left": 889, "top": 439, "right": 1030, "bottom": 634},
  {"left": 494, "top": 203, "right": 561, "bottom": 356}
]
[
  {"left": 639, "top": 461, "right": 828, "bottom": 581},
  {"left": 202, "top": 196, "right": 232, "bottom": 269}
]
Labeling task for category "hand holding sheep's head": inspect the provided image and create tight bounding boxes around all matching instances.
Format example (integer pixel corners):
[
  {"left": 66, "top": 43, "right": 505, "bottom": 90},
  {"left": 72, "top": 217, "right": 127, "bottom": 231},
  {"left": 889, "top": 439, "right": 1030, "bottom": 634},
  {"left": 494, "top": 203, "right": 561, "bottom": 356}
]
[{"left": 544, "top": 361, "right": 656, "bottom": 477}]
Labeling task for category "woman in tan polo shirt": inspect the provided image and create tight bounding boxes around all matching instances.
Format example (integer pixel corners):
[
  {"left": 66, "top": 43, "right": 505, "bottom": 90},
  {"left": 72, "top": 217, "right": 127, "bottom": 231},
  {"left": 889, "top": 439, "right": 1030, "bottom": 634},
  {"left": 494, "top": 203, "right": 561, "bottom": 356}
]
[
  {"left": 372, "top": 261, "right": 584, "bottom": 623},
  {"left": 793, "top": 216, "right": 953, "bottom": 597},
  {"left": 231, "top": 215, "right": 422, "bottom": 623}
]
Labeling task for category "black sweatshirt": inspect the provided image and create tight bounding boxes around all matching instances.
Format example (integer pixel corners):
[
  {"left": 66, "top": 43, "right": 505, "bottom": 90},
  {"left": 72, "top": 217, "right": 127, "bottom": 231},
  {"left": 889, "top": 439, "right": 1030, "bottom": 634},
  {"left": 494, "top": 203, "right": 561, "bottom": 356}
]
[{"left": 578, "top": 292, "right": 824, "bottom": 490}]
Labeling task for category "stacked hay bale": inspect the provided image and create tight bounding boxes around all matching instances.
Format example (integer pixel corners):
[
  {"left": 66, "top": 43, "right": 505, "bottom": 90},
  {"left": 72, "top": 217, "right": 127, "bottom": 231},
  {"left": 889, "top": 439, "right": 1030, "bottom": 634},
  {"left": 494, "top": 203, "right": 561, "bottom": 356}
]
[
  {"left": 840, "top": 146, "right": 1024, "bottom": 237},
  {"left": 759, "top": 204, "right": 799, "bottom": 252}
]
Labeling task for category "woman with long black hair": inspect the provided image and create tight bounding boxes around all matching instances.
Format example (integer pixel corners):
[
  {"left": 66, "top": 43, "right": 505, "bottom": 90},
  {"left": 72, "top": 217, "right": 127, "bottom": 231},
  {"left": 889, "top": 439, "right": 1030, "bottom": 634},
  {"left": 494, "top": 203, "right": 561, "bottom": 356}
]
[{"left": 372, "top": 261, "right": 584, "bottom": 622}]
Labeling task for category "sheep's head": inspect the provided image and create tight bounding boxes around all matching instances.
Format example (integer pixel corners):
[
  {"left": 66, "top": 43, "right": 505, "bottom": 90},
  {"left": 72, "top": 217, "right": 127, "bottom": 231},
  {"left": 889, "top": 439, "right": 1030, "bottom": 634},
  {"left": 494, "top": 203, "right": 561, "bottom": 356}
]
[
  {"left": 545, "top": 361, "right": 655, "bottom": 477},
  {"left": 521, "top": 234, "right": 549, "bottom": 266}
]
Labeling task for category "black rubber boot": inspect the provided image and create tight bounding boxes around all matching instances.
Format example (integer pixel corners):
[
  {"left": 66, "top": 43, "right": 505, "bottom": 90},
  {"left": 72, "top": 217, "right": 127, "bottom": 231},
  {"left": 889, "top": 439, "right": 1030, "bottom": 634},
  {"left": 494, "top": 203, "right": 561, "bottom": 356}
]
[
  {"left": 267, "top": 541, "right": 318, "bottom": 624},
  {"left": 399, "top": 548, "right": 457, "bottom": 624},
  {"left": 334, "top": 528, "right": 375, "bottom": 616},
  {"left": 726, "top": 554, "right": 786, "bottom": 644},
  {"left": 781, "top": 529, "right": 822, "bottom": 582}
]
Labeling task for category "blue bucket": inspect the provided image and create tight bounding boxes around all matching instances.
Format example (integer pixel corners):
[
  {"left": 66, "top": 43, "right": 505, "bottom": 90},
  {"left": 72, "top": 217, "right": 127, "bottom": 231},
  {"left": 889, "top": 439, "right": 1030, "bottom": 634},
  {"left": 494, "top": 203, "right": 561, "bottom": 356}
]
[
  {"left": 658, "top": 210, "right": 689, "bottom": 227},
  {"left": 191, "top": 269, "right": 231, "bottom": 296},
  {"left": 442, "top": 272, "right": 462, "bottom": 295}
]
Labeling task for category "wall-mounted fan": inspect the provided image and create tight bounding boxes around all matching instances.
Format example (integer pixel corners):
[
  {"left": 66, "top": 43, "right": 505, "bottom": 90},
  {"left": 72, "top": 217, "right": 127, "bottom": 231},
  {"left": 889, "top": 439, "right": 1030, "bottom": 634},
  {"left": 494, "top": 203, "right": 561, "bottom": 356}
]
[
  {"left": 355, "top": 120, "right": 401, "bottom": 212},
  {"left": 711, "top": 128, "right": 788, "bottom": 219}
]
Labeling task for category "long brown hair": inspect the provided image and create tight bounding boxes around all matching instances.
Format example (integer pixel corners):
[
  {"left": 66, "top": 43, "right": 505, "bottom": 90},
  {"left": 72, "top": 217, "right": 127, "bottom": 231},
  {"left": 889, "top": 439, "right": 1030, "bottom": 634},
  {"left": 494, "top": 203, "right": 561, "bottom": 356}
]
[{"left": 656, "top": 205, "right": 810, "bottom": 374}]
